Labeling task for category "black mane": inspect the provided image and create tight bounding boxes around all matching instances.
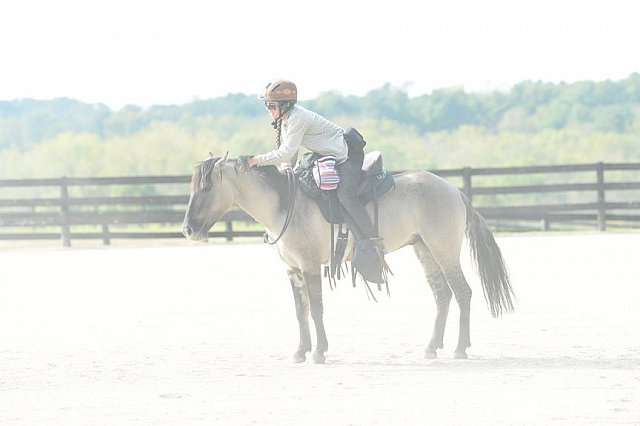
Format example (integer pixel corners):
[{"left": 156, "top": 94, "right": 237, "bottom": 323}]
[
  {"left": 191, "top": 157, "right": 219, "bottom": 192},
  {"left": 191, "top": 157, "right": 292, "bottom": 211}
]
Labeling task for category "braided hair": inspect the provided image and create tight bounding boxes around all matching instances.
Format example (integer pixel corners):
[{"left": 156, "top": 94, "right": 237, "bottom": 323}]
[
  {"left": 272, "top": 117, "right": 283, "bottom": 148},
  {"left": 271, "top": 102, "right": 294, "bottom": 148}
]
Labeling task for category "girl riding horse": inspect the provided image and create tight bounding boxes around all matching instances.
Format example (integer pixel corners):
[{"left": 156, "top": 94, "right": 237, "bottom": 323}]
[{"left": 244, "top": 80, "right": 385, "bottom": 282}]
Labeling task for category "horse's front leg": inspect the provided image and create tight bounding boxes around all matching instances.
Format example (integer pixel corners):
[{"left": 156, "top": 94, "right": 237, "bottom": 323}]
[
  {"left": 288, "top": 268, "right": 311, "bottom": 363},
  {"left": 303, "top": 271, "right": 328, "bottom": 364}
]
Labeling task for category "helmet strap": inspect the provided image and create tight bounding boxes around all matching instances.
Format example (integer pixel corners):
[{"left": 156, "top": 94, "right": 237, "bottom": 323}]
[{"left": 270, "top": 102, "right": 294, "bottom": 129}]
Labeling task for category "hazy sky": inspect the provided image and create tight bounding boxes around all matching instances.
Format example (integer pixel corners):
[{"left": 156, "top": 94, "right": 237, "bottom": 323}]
[{"left": 1, "top": 0, "right": 638, "bottom": 108}]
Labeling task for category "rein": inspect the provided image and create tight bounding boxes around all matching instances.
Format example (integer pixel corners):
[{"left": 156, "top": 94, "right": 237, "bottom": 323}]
[{"left": 264, "top": 168, "right": 297, "bottom": 245}]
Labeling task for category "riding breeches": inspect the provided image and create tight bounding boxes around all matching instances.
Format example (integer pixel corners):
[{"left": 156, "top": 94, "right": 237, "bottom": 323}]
[{"left": 336, "top": 157, "right": 375, "bottom": 239}]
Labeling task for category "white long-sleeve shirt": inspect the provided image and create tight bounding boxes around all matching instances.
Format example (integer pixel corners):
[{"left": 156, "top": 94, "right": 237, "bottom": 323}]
[{"left": 254, "top": 105, "right": 348, "bottom": 166}]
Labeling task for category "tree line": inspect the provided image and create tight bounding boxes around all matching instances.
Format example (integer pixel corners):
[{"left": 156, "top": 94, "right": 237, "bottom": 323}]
[{"left": 1, "top": 74, "right": 639, "bottom": 179}]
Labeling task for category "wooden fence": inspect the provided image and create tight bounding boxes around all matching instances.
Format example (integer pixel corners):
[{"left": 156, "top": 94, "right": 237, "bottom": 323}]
[{"left": 1, "top": 162, "right": 639, "bottom": 246}]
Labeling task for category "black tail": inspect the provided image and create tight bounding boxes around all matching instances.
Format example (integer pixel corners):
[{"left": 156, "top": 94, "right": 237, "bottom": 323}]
[{"left": 462, "top": 193, "right": 515, "bottom": 317}]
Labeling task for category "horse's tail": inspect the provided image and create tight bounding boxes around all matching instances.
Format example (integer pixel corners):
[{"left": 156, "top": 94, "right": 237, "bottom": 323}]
[{"left": 462, "top": 192, "right": 515, "bottom": 317}]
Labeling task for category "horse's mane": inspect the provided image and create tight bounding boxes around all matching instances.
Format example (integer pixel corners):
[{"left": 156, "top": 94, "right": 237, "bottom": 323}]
[
  {"left": 191, "top": 157, "right": 219, "bottom": 192},
  {"left": 191, "top": 157, "right": 292, "bottom": 211}
]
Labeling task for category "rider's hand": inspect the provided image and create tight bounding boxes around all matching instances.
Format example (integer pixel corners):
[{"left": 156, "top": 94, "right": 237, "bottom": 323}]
[
  {"left": 237, "top": 156, "right": 256, "bottom": 174},
  {"left": 238, "top": 157, "right": 258, "bottom": 173}
]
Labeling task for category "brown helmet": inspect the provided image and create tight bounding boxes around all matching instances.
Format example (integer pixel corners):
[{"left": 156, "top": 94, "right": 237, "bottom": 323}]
[{"left": 259, "top": 80, "right": 297, "bottom": 103}]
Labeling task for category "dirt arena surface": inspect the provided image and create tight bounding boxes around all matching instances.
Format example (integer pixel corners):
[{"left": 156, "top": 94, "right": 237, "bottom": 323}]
[{"left": 1, "top": 233, "right": 639, "bottom": 425}]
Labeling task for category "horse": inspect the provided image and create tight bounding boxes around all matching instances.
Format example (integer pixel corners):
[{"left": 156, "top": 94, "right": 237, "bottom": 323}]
[{"left": 182, "top": 152, "right": 515, "bottom": 363}]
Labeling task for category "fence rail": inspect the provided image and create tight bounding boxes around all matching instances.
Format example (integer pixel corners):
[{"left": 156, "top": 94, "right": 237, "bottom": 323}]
[{"left": 2, "top": 162, "right": 640, "bottom": 246}]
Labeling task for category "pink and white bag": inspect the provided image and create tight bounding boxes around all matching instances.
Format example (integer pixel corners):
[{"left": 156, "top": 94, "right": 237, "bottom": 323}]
[{"left": 312, "top": 156, "right": 340, "bottom": 190}]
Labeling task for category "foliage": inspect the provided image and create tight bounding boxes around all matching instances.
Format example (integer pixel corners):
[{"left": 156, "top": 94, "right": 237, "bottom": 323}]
[{"left": 1, "top": 74, "right": 640, "bottom": 179}]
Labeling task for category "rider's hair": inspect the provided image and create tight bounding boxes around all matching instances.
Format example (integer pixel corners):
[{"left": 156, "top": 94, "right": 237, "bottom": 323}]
[
  {"left": 272, "top": 101, "right": 294, "bottom": 148},
  {"left": 274, "top": 117, "right": 283, "bottom": 148}
]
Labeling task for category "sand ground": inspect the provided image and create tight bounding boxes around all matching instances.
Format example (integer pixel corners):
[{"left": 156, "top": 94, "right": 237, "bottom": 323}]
[{"left": 1, "top": 233, "right": 639, "bottom": 425}]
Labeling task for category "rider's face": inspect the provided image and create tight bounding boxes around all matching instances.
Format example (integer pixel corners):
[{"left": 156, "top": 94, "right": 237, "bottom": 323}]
[{"left": 265, "top": 102, "right": 279, "bottom": 120}]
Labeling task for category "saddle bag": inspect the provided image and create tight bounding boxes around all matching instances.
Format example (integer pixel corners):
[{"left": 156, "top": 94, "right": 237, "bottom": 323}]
[{"left": 312, "top": 156, "right": 340, "bottom": 191}]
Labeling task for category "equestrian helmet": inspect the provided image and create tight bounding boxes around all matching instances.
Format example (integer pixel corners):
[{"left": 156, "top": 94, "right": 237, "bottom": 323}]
[{"left": 259, "top": 80, "right": 297, "bottom": 103}]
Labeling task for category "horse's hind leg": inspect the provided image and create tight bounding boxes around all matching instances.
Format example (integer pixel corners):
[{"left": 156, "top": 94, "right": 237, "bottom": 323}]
[
  {"left": 288, "top": 268, "right": 311, "bottom": 363},
  {"left": 413, "top": 240, "right": 452, "bottom": 359},
  {"left": 441, "top": 261, "right": 472, "bottom": 359},
  {"left": 303, "top": 271, "right": 328, "bottom": 364}
]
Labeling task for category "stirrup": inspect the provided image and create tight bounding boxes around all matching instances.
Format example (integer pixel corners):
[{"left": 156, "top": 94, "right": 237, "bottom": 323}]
[
  {"left": 369, "top": 237, "right": 386, "bottom": 254},
  {"left": 353, "top": 237, "right": 392, "bottom": 286},
  {"left": 368, "top": 237, "right": 393, "bottom": 292}
]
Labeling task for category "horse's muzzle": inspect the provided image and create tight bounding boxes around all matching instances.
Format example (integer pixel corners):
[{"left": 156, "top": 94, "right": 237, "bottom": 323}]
[
  {"left": 182, "top": 224, "right": 208, "bottom": 242},
  {"left": 182, "top": 225, "right": 194, "bottom": 239}
]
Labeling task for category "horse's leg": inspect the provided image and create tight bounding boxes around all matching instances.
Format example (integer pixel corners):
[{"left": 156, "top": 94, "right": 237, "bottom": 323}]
[
  {"left": 413, "top": 240, "right": 453, "bottom": 359},
  {"left": 303, "top": 271, "right": 328, "bottom": 364},
  {"left": 440, "top": 261, "right": 472, "bottom": 359},
  {"left": 288, "top": 268, "right": 311, "bottom": 363}
]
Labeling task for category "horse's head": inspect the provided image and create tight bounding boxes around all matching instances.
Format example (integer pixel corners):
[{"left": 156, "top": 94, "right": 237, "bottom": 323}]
[{"left": 183, "top": 152, "right": 235, "bottom": 241}]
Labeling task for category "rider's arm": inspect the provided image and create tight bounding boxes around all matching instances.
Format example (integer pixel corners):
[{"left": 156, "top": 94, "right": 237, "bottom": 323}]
[{"left": 253, "top": 115, "right": 306, "bottom": 167}]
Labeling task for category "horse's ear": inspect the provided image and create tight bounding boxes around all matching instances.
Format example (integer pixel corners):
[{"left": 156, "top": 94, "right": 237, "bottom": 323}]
[
  {"left": 213, "top": 151, "right": 229, "bottom": 171},
  {"left": 208, "top": 152, "right": 214, "bottom": 159}
]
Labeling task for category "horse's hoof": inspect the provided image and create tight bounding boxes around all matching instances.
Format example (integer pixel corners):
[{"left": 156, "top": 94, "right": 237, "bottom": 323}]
[
  {"left": 453, "top": 351, "right": 468, "bottom": 359},
  {"left": 292, "top": 352, "right": 307, "bottom": 363},
  {"left": 312, "top": 353, "right": 326, "bottom": 364},
  {"left": 424, "top": 351, "right": 438, "bottom": 359}
]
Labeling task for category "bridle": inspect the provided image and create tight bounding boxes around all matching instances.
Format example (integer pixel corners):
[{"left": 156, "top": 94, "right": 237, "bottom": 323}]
[{"left": 264, "top": 167, "right": 297, "bottom": 245}]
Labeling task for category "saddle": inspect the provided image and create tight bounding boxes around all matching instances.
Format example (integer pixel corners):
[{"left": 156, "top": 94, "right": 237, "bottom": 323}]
[
  {"left": 296, "top": 151, "right": 395, "bottom": 291},
  {"left": 313, "top": 151, "right": 395, "bottom": 224}
]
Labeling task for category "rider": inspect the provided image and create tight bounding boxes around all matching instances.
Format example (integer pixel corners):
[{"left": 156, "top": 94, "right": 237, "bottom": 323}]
[{"left": 245, "top": 79, "right": 377, "bottom": 243}]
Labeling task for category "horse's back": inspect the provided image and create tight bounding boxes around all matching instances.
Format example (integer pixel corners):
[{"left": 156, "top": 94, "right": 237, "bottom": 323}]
[
  {"left": 392, "top": 170, "right": 465, "bottom": 208},
  {"left": 378, "top": 170, "right": 467, "bottom": 252}
]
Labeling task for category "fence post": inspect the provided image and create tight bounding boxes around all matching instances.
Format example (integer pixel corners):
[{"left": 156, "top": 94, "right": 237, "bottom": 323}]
[
  {"left": 462, "top": 167, "right": 473, "bottom": 203},
  {"left": 541, "top": 218, "right": 550, "bottom": 231},
  {"left": 102, "top": 224, "right": 111, "bottom": 245},
  {"left": 596, "top": 162, "right": 606, "bottom": 231},
  {"left": 226, "top": 220, "right": 234, "bottom": 242},
  {"left": 60, "top": 176, "right": 71, "bottom": 247}
]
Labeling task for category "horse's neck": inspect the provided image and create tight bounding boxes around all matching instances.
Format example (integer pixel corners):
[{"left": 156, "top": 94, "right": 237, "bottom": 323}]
[{"left": 233, "top": 172, "right": 288, "bottom": 233}]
